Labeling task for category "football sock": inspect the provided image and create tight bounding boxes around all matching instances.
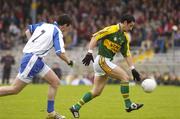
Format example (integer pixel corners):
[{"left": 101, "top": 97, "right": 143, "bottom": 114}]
[
  {"left": 74, "top": 92, "right": 93, "bottom": 110},
  {"left": 120, "top": 81, "right": 132, "bottom": 108},
  {"left": 47, "top": 100, "right": 54, "bottom": 113}
]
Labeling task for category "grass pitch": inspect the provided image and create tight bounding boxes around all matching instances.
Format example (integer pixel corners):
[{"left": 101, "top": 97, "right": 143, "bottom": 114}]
[{"left": 0, "top": 85, "right": 180, "bottom": 119}]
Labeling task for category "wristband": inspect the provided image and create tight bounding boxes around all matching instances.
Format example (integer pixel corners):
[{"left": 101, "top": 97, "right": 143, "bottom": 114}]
[
  {"left": 130, "top": 66, "right": 135, "bottom": 70},
  {"left": 88, "top": 50, "right": 93, "bottom": 53}
]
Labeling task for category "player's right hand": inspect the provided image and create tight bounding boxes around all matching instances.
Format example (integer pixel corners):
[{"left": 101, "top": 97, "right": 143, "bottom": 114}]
[
  {"left": 82, "top": 52, "right": 94, "bottom": 66},
  {"left": 131, "top": 69, "right": 141, "bottom": 81},
  {"left": 68, "top": 60, "right": 74, "bottom": 67}
]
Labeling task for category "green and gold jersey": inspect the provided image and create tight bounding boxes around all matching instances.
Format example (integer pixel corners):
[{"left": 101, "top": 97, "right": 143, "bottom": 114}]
[{"left": 93, "top": 24, "right": 131, "bottom": 60}]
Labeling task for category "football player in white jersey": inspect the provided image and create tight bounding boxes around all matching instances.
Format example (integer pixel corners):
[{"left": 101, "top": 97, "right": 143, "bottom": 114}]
[{"left": 0, "top": 14, "right": 73, "bottom": 119}]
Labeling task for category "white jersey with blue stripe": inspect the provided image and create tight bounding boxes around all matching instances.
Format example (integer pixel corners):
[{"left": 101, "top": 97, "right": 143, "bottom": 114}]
[{"left": 23, "top": 22, "right": 65, "bottom": 57}]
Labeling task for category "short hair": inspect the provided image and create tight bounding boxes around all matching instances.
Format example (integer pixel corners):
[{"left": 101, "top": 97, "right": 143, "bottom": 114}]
[
  {"left": 57, "top": 14, "right": 72, "bottom": 26},
  {"left": 120, "top": 14, "right": 135, "bottom": 23}
]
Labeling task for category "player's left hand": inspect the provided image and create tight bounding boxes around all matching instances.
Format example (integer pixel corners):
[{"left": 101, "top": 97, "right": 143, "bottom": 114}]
[
  {"left": 68, "top": 60, "right": 73, "bottom": 67},
  {"left": 82, "top": 52, "right": 94, "bottom": 66},
  {"left": 131, "top": 69, "right": 141, "bottom": 81}
]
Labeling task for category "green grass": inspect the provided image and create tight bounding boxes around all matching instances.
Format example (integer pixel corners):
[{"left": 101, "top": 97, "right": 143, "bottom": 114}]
[{"left": 0, "top": 85, "right": 180, "bottom": 119}]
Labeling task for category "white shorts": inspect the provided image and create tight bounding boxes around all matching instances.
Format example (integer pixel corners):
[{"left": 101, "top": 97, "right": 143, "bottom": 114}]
[
  {"left": 93, "top": 55, "right": 117, "bottom": 76},
  {"left": 17, "top": 53, "right": 50, "bottom": 83}
]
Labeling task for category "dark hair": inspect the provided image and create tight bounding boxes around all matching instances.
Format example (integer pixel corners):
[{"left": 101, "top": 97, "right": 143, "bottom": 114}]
[
  {"left": 57, "top": 14, "right": 72, "bottom": 26},
  {"left": 120, "top": 14, "right": 135, "bottom": 23}
]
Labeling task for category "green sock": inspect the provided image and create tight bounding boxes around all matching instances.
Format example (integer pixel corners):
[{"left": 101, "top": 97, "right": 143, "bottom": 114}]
[
  {"left": 120, "top": 82, "right": 132, "bottom": 108},
  {"left": 74, "top": 92, "right": 93, "bottom": 110}
]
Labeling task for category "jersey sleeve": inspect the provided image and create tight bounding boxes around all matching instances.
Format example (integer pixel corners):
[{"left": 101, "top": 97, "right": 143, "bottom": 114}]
[
  {"left": 120, "top": 32, "right": 131, "bottom": 57},
  {"left": 28, "top": 22, "right": 43, "bottom": 34},
  {"left": 92, "top": 25, "right": 119, "bottom": 41},
  {"left": 53, "top": 27, "right": 65, "bottom": 55}
]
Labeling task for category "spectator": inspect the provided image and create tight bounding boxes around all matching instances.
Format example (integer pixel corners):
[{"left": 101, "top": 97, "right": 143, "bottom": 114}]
[
  {"left": 174, "top": 26, "right": 180, "bottom": 46},
  {"left": 64, "top": 26, "right": 78, "bottom": 49},
  {"left": 1, "top": 51, "right": 15, "bottom": 84},
  {"left": 154, "top": 34, "right": 167, "bottom": 53}
]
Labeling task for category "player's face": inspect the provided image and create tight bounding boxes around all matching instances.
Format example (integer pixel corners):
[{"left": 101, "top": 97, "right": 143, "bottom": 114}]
[
  {"left": 61, "top": 24, "right": 72, "bottom": 32},
  {"left": 60, "top": 24, "right": 72, "bottom": 36},
  {"left": 124, "top": 21, "right": 135, "bottom": 32},
  {"left": 127, "top": 22, "right": 135, "bottom": 31}
]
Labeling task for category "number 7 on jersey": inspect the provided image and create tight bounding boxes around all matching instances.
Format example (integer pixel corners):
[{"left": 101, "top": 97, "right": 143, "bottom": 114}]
[{"left": 32, "top": 30, "right": 46, "bottom": 42}]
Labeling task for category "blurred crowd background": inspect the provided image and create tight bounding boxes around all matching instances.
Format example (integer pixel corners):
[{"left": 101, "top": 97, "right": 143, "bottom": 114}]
[{"left": 0, "top": 0, "right": 180, "bottom": 86}]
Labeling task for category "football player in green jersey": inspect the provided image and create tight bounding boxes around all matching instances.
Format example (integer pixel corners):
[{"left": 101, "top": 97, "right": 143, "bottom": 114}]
[{"left": 70, "top": 14, "right": 143, "bottom": 118}]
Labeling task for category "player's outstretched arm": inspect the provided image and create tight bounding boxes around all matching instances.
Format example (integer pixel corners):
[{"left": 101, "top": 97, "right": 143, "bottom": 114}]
[
  {"left": 125, "top": 55, "right": 134, "bottom": 69},
  {"left": 125, "top": 56, "right": 141, "bottom": 81},
  {"left": 58, "top": 53, "right": 73, "bottom": 67},
  {"left": 82, "top": 36, "right": 97, "bottom": 66}
]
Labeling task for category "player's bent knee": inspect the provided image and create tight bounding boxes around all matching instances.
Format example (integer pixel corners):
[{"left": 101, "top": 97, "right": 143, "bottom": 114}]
[{"left": 51, "top": 80, "right": 60, "bottom": 89}]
